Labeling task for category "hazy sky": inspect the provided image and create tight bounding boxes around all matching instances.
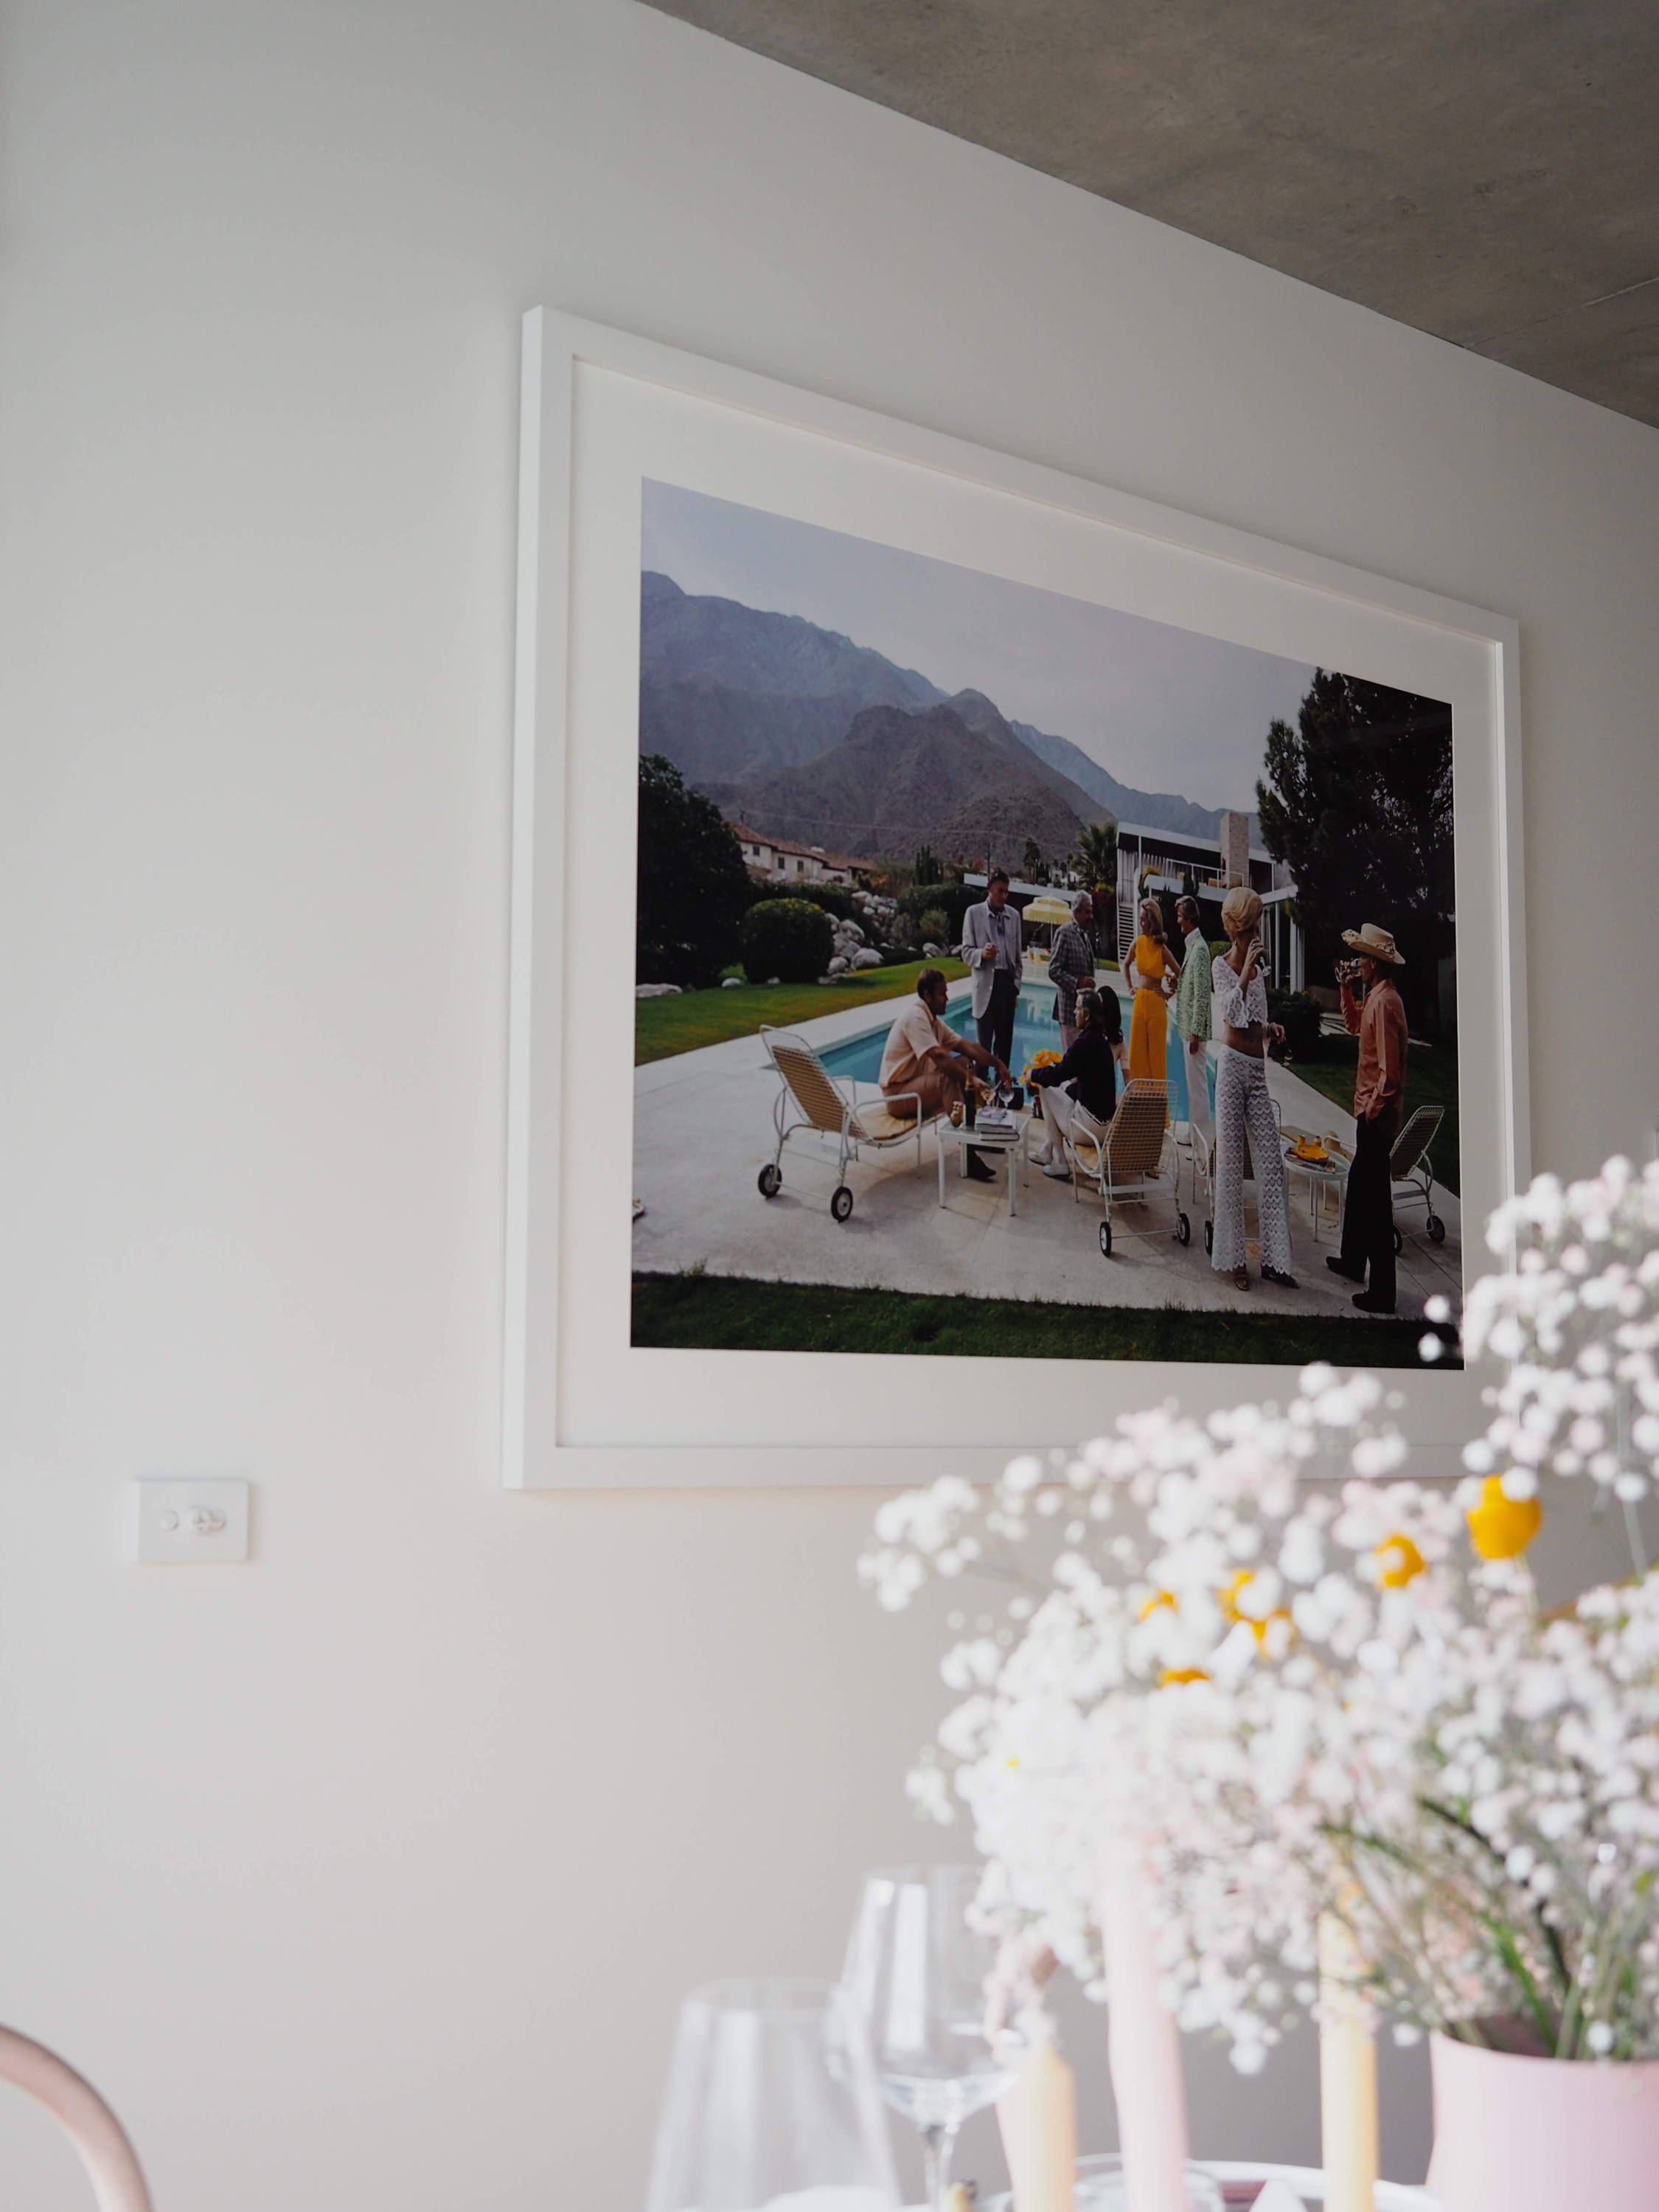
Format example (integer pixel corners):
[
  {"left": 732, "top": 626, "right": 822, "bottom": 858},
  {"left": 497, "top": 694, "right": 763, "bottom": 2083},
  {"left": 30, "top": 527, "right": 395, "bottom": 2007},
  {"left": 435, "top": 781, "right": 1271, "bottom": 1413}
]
[{"left": 642, "top": 480, "right": 1318, "bottom": 813}]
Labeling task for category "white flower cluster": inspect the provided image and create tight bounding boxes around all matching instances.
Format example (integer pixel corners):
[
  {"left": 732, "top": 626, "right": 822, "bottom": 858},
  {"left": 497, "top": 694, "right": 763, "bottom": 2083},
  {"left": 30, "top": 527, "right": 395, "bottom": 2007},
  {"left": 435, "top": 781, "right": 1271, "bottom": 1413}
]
[
  {"left": 1463, "top": 1155, "right": 1659, "bottom": 1502},
  {"left": 860, "top": 1357, "right": 1659, "bottom": 2070}
]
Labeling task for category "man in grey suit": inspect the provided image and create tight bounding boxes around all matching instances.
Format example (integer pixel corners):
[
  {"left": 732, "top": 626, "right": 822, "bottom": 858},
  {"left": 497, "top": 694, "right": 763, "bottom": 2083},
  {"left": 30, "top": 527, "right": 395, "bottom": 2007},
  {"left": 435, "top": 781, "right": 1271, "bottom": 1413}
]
[{"left": 960, "top": 867, "right": 1021, "bottom": 1071}]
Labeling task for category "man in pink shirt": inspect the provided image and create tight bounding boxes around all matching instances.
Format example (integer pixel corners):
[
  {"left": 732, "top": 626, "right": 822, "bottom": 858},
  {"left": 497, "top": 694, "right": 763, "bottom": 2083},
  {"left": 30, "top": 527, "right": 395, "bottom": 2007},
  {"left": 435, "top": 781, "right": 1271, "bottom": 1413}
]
[{"left": 1327, "top": 923, "right": 1410, "bottom": 1313}]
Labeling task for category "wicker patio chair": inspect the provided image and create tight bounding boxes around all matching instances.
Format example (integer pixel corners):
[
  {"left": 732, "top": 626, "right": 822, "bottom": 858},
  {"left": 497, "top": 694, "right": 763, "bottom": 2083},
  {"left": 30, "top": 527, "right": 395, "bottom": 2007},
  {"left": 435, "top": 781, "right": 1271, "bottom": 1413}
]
[
  {"left": 1065, "top": 1077, "right": 1186, "bottom": 1257},
  {"left": 756, "top": 1026, "right": 936, "bottom": 1222}
]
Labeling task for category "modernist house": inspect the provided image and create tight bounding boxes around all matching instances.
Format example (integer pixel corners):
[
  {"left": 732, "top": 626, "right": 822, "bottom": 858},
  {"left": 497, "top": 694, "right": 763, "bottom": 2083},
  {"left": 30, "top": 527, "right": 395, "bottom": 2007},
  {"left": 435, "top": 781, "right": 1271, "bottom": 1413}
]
[
  {"left": 967, "top": 809, "right": 1305, "bottom": 990},
  {"left": 1113, "top": 813, "right": 1304, "bottom": 990}
]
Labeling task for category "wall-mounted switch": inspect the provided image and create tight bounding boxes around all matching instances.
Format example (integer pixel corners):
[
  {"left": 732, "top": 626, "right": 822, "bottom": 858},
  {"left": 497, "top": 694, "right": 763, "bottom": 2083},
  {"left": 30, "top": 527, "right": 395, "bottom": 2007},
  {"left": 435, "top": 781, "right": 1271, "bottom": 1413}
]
[{"left": 131, "top": 1478, "right": 251, "bottom": 1563}]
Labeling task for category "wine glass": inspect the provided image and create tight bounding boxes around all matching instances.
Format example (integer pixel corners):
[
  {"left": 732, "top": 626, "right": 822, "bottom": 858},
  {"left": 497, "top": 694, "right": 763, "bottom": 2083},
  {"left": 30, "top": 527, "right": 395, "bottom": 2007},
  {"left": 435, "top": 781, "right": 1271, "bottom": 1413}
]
[
  {"left": 842, "top": 1865, "right": 1019, "bottom": 2211},
  {"left": 644, "top": 1978, "right": 900, "bottom": 2212}
]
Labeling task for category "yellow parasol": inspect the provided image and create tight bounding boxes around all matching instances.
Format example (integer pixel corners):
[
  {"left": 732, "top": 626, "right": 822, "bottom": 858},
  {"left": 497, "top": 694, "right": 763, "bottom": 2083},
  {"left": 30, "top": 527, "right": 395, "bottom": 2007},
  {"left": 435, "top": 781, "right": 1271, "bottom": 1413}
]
[{"left": 1020, "top": 897, "right": 1074, "bottom": 928}]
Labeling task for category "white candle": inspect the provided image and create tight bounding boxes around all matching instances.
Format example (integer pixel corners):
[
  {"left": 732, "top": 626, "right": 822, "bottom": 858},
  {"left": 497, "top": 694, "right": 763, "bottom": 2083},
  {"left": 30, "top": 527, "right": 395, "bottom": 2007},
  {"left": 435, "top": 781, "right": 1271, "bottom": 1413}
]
[
  {"left": 1318, "top": 1913, "right": 1379, "bottom": 2212},
  {"left": 995, "top": 2034, "right": 1076, "bottom": 2212},
  {"left": 1096, "top": 1839, "right": 1190, "bottom": 2212}
]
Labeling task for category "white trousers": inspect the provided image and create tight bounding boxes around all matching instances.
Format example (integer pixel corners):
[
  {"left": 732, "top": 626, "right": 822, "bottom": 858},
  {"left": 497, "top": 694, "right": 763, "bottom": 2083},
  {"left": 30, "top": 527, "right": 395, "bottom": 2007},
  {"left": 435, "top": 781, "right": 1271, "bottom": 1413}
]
[
  {"left": 1211, "top": 1048, "right": 1291, "bottom": 1275},
  {"left": 1039, "top": 1083, "right": 1109, "bottom": 1161}
]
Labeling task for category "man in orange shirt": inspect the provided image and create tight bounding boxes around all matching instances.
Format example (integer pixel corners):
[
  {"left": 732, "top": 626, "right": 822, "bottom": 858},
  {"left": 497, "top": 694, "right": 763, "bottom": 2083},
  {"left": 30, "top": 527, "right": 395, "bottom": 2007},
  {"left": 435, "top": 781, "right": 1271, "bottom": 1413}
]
[{"left": 1326, "top": 923, "right": 1410, "bottom": 1313}]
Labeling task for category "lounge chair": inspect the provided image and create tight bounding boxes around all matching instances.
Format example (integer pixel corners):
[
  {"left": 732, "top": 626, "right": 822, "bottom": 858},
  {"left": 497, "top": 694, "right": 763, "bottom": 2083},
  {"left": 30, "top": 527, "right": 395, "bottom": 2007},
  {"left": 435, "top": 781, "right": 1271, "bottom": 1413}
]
[
  {"left": 756, "top": 1026, "right": 934, "bottom": 1223},
  {"left": 1389, "top": 1103, "right": 1448, "bottom": 1248},
  {"left": 1065, "top": 1077, "right": 1186, "bottom": 1257}
]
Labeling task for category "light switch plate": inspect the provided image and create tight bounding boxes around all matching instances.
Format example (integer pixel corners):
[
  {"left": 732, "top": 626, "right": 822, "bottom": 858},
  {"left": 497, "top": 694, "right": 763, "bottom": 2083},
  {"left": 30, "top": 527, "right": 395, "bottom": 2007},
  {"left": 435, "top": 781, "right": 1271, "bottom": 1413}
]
[{"left": 131, "top": 1477, "right": 251, "bottom": 1563}]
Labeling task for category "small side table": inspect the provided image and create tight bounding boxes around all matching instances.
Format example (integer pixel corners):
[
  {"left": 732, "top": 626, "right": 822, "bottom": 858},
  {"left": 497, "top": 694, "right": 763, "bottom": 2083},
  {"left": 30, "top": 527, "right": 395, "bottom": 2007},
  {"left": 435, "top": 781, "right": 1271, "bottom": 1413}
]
[
  {"left": 1279, "top": 1127, "right": 1352, "bottom": 1244},
  {"left": 936, "top": 1113, "right": 1029, "bottom": 1218}
]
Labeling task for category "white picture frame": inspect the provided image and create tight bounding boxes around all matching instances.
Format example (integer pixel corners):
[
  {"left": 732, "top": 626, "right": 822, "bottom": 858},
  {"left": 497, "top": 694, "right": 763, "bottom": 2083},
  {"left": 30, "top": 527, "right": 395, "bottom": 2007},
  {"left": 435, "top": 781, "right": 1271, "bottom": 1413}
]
[{"left": 505, "top": 307, "right": 1526, "bottom": 1490}]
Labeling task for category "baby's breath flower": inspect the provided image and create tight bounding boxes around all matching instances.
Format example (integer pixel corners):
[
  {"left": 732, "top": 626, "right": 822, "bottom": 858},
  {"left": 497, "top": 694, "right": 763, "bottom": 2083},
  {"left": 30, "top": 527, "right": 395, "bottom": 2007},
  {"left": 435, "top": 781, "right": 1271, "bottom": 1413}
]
[{"left": 863, "top": 1218, "right": 1659, "bottom": 2068}]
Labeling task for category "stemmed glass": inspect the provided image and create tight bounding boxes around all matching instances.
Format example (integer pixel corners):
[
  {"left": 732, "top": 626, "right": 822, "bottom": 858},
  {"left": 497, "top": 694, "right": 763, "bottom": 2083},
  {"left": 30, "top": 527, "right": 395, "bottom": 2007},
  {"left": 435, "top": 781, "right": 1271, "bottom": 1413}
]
[
  {"left": 843, "top": 1865, "right": 1020, "bottom": 2211},
  {"left": 645, "top": 1978, "right": 900, "bottom": 2212}
]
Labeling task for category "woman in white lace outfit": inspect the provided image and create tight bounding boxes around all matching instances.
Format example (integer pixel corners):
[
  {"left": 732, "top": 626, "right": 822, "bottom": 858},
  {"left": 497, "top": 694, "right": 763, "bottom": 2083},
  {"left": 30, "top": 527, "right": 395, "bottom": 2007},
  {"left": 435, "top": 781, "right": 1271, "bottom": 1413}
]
[{"left": 1210, "top": 886, "right": 1297, "bottom": 1293}]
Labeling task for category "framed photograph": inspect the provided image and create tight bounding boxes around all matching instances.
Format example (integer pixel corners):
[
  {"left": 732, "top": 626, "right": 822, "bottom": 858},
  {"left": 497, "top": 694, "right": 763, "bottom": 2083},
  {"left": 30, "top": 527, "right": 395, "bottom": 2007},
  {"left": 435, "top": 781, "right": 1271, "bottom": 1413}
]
[{"left": 505, "top": 308, "right": 1525, "bottom": 1488}]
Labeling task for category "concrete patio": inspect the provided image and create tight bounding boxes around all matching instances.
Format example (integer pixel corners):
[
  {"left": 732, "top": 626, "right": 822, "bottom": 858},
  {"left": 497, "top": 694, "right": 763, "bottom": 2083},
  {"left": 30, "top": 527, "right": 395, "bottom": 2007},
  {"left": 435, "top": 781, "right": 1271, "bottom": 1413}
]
[{"left": 631, "top": 986, "right": 1462, "bottom": 1323}]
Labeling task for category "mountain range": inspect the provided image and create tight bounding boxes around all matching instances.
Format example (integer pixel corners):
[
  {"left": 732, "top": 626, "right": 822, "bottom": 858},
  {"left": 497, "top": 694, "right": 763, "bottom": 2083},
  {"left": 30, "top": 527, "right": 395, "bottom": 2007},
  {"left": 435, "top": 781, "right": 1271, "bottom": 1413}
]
[{"left": 639, "top": 571, "right": 1249, "bottom": 859}]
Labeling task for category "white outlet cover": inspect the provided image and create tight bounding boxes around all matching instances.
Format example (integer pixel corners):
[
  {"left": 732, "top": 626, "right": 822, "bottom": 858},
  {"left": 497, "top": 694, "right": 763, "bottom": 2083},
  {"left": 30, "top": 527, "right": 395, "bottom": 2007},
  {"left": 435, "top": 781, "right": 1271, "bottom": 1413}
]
[{"left": 131, "top": 1477, "right": 251, "bottom": 1563}]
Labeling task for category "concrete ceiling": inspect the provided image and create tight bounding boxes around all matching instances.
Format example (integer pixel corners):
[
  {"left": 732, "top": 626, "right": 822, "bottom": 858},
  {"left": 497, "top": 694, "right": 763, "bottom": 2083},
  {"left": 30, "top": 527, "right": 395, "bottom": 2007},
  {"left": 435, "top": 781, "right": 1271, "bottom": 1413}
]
[{"left": 642, "top": 0, "right": 1659, "bottom": 428}]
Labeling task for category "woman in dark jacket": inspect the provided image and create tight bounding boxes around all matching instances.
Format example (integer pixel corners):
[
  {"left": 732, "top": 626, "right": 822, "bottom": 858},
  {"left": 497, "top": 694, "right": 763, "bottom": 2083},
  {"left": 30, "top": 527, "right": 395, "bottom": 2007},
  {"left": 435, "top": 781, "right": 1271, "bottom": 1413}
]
[{"left": 1030, "top": 987, "right": 1124, "bottom": 1177}]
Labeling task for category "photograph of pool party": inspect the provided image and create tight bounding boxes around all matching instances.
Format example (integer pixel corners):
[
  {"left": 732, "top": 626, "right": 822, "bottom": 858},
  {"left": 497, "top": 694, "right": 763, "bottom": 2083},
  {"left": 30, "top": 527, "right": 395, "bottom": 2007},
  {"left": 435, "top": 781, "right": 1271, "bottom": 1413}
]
[{"left": 630, "top": 480, "right": 1462, "bottom": 1368}]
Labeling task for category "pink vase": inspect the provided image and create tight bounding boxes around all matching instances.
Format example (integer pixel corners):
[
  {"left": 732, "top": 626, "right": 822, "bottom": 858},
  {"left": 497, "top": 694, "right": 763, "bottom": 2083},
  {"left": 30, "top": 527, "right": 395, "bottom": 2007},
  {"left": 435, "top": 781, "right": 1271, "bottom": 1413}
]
[{"left": 1427, "top": 2031, "right": 1659, "bottom": 2212}]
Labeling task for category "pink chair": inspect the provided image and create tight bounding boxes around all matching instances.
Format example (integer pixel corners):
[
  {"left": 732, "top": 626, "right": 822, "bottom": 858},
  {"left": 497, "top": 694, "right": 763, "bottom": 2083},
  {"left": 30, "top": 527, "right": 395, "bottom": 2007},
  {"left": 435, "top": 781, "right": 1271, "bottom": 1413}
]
[{"left": 0, "top": 2027, "right": 152, "bottom": 2210}]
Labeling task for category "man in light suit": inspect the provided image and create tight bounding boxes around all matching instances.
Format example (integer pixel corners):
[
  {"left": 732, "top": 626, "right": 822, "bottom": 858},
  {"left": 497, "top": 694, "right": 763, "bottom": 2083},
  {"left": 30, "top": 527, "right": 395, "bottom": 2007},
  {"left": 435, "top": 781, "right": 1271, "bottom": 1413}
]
[{"left": 959, "top": 866, "right": 1022, "bottom": 1071}]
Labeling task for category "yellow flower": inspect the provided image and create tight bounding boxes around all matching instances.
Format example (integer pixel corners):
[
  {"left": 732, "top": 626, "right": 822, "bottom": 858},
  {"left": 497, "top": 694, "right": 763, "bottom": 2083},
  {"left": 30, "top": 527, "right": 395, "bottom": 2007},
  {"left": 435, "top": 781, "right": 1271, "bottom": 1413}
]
[
  {"left": 1219, "top": 1569, "right": 1254, "bottom": 1622},
  {"left": 1218, "top": 1569, "right": 1294, "bottom": 1652},
  {"left": 1252, "top": 1608, "right": 1298, "bottom": 1654},
  {"left": 1138, "top": 1590, "right": 1176, "bottom": 1622},
  {"left": 1021, "top": 1051, "right": 1061, "bottom": 1085},
  {"left": 1467, "top": 1475, "right": 1543, "bottom": 1561},
  {"left": 1375, "top": 1533, "right": 1426, "bottom": 1588},
  {"left": 1159, "top": 1667, "right": 1208, "bottom": 1686}
]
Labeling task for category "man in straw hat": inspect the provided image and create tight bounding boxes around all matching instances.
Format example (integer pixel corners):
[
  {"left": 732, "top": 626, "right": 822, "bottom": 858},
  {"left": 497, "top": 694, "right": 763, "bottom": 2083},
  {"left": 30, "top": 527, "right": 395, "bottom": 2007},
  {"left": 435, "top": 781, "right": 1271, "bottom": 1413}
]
[{"left": 1328, "top": 923, "right": 1410, "bottom": 1313}]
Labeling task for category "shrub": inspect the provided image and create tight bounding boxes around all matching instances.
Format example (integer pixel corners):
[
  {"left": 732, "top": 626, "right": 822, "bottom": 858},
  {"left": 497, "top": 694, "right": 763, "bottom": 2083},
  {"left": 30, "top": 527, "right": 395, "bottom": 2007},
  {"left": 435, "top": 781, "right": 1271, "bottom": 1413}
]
[
  {"left": 740, "top": 899, "right": 835, "bottom": 984},
  {"left": 899, "top": 880, "right": 975, "bottom": 943},
  {"left": 917, "top": 908, "right": 950, "bottom": 947},
  {"left": 1267, "top": 987, "right": 1323, "bottom": 1060},
  {"left": 789, "top": 880, "right": 858, "bottom": 922}
]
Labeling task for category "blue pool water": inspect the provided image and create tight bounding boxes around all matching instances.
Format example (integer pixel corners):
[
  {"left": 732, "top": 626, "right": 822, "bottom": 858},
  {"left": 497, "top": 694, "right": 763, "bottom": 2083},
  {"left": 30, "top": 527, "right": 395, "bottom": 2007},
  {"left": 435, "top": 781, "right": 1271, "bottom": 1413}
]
[{"left": 818, "top": 983, "right": 1137, "bottom": 1087}]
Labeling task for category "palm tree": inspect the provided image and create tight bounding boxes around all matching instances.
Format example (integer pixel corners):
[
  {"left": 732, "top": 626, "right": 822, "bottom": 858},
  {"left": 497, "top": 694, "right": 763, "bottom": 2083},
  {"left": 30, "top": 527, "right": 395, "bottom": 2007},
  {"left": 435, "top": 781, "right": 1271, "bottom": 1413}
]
[{"left": 1074, "top": 817, "right": 1119, "bottom": 952}]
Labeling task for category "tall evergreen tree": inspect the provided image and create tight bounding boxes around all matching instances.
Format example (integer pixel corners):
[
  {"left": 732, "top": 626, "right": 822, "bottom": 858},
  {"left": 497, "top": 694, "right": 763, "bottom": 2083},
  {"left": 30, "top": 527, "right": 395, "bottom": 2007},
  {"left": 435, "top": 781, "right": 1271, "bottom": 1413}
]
[
  {"left": 636, "top": 754, "right": 754, "bottom": 988},
  {"left": 1256, "top": 671, "right": 1454, "bottom": 1029}
]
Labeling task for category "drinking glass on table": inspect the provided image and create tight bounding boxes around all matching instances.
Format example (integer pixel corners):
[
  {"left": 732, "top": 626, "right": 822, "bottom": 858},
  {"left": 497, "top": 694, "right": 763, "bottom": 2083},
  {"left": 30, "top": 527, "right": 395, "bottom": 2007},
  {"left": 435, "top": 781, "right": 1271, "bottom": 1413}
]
[
  {"left": 645, "top": 1978, "right": 899, "bottom": 2212},
  {"left": 842, "top": 1864, "right": 1020, "bottom": 2211}
]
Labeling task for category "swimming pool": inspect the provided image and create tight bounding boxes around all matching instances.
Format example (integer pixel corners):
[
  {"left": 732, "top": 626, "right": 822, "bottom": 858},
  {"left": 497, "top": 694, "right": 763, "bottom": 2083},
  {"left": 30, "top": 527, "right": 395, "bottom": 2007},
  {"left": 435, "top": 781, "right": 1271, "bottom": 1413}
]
[{"left": 817, "top": 983, "right": 1135, "bottom": 1086}]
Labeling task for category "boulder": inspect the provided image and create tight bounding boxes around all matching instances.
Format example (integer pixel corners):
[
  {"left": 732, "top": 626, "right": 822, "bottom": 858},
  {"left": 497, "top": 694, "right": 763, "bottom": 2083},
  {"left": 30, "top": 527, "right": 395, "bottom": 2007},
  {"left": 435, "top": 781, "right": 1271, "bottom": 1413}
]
[
  {"left": 922, "top": 942, "right": 942, "bottom": 957},
  {"left": 851, "top": 948, "right": 883, "bottom": 970},
  {"left": 720, "top": 975, "right": 744, "bottom": 988},
  {"left": 839, "top": 918, "right": 865, "bottom": 942},
  {"left": 827, "top": 954, "right": 849, "bottom": 975},
  {"left": 635, "top": 982, "right": 681, "bottom": 998}
]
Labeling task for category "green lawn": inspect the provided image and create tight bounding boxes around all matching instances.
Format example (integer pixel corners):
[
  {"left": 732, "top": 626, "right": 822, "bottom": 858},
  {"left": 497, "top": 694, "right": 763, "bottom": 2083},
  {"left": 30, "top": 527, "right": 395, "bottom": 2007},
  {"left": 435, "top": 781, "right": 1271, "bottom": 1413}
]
[
  {"left": 1284, "top": 1032, "right": 1460, "bottom": 1197},
  {"left": 636, "top": 958, "right": 970, "bottom": 1065},
  {"left": 632, "top": 1271, "right": 1453, "bottom": 1368}
]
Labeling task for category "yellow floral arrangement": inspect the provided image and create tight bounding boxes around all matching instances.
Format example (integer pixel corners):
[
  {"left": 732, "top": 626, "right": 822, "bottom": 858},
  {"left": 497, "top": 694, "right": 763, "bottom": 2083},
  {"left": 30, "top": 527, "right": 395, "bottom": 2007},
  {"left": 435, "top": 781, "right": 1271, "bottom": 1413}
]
[{"left": 1021, "top": 1050, "right": 1062, "bottom": 1085}]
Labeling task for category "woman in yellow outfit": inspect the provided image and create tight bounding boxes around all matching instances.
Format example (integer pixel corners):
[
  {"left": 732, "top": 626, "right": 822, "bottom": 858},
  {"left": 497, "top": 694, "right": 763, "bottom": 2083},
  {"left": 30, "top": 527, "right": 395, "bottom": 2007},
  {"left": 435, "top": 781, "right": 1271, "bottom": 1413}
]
[{"left": 1127, "top": 898, "right": 1178, "bottom": 1092}]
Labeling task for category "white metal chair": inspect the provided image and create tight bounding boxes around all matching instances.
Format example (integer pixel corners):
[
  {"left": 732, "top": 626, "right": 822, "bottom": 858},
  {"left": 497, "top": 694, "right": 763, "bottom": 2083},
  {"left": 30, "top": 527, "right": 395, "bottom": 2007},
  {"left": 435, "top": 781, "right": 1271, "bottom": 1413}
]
[
  {"left": 1066, "top": 1077, "right": 1185, "bottom": 1257},
  {"left": 757, "top": 1025, "right": 934, "bottom": 1222},
  {"left": 1389, "top": 1102, "right": 1448, "bottom": 1248}
]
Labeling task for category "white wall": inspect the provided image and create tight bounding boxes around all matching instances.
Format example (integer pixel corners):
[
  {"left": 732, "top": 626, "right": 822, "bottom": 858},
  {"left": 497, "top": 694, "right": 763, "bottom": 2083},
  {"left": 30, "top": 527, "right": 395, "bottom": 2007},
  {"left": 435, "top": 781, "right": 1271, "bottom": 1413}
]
[{"left": 4, "top": 2, "right": 1658, "bottom": 2204}]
